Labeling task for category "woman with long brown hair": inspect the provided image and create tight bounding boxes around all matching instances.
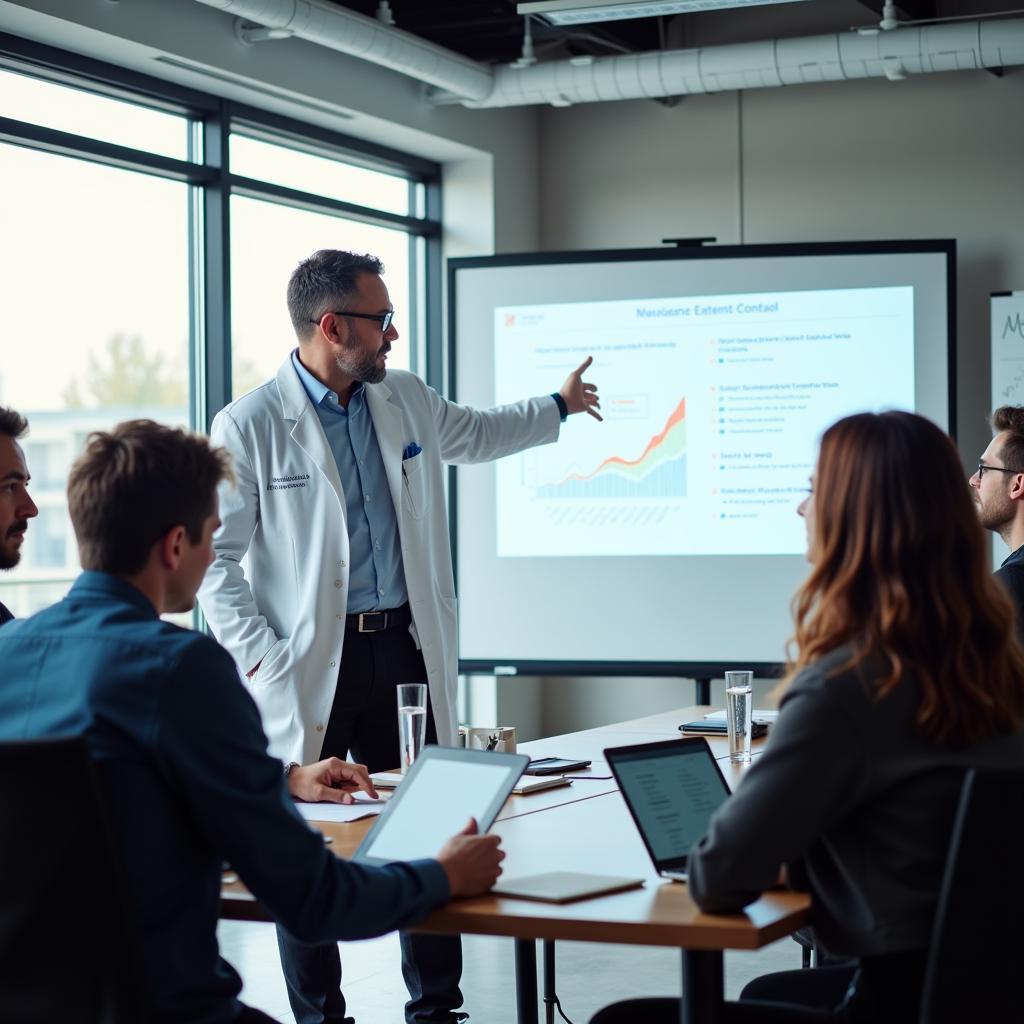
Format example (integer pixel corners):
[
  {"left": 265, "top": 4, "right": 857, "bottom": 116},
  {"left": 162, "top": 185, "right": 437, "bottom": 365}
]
[{"left": 594, "top": 411, "right": 1024, "bottom": 1023}]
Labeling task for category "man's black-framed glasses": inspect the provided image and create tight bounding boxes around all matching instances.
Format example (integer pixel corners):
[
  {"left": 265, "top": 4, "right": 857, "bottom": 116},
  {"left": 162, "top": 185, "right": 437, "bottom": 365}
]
[
  {"left": 311, "top": 310, "right": 395, "bottom": 332},
  {"left": 977, "top": 461, "right": 1024, "bottom": 478}
]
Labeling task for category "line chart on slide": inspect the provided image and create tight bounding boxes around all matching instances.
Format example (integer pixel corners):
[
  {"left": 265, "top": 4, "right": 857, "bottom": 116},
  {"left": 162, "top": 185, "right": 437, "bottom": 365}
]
[
  {"left": 537, "top": 398, "right": 687, "bottom": 500},
  {"left": 502, "top": 390, "right": 691, "bottom": 555}
]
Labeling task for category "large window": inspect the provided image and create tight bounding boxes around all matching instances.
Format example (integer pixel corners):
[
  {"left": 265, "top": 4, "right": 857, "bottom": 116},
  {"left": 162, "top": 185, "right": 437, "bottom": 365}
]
[
  {"left": 0, "top": 113, "right": 190, "bottom": 616},
  {"left": 231, "top": 197, "right": 414, "bottom": 391},
  {"left": 0, "top": 40, "right": 440, "bottom": 619}
]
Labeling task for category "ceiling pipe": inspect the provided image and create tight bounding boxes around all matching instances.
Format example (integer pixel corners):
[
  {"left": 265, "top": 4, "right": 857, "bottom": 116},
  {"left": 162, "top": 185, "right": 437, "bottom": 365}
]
[
  {"left": 192, "top": 0, "right": 1024, "bottom": 109},
  {"left": 193, "top": 0, "right": 494, "bottom": 100},
  {"left": 443, "top": 18, "right": 1024, "bottom": 107}
]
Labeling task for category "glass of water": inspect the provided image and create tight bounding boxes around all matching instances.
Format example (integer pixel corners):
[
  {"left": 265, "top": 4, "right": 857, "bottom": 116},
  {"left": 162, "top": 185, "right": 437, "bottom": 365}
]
[
  {"left": 397, "top": 683, "right": 428, "bottom": 774},
  {"left": 725, "top": 670, "right": 754, "bottom": 764}
]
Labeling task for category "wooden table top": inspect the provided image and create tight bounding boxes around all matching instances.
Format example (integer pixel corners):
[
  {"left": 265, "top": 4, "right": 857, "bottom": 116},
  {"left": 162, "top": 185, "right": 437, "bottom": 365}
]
[{"left": 221, "top": 705, "right": 806, "bottom": 950}]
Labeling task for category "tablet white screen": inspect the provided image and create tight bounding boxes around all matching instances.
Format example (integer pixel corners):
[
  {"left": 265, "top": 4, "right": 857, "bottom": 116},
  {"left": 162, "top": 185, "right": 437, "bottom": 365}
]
[{"left": 362, "top": 759, "right": 515, "bottom": 862}]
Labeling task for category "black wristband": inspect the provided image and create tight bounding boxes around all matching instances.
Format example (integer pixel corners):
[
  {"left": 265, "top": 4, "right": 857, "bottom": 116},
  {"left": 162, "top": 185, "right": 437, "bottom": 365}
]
[{"left": 551, "top": 392, "right": 568, "bottom": 422}]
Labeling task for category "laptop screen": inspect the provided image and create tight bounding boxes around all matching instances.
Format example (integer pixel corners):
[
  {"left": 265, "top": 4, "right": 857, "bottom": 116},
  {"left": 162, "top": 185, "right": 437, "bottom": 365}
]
[{"left": 607, "top": 739, "right": 730, "bottom": 870}]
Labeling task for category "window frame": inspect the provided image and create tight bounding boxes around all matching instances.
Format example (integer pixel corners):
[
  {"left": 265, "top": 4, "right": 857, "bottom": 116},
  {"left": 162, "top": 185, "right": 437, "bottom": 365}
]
[
  {"left": 0, "top": 30, "right": 444, "bottom": 433},
  {"left": 0, "top": 31, "right": 442, "bottom": 624}
]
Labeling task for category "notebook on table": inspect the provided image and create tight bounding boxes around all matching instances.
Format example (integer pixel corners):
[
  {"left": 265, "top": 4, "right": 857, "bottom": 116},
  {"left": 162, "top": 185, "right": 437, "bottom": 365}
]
[{"left": 492, "top": 871, "right": 643, "bottom": 903}]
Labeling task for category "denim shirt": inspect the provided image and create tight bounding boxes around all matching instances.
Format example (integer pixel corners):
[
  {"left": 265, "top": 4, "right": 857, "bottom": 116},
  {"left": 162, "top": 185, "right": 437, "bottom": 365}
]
[{"left": 0, "top": 572, "right": 448, "bottom": 1024}]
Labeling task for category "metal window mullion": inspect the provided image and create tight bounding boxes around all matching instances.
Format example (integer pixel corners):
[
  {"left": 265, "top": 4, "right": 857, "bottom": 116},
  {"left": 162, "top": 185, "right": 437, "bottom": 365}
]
[
  {"left": 407, "top": 180, "right": 427, "bottom": 378},
  {"left": 202, "top": 102, "right": 232, "bottom": 429},
  {"left": 187, "top": 122, "right": 202, "bottom": 435},
  {"left": 228, "top": 173, "right": 440, "bottom": 237},
  {"left": 0, "top": 115, "right": 214, "bottom": 184},
  {"left": 424, "top": 176, "right": 444, "bottom": 392}
]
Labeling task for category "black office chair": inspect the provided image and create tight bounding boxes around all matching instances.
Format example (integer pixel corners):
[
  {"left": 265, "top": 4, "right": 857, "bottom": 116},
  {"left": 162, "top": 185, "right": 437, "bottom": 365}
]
[
  {"left": 590, "top": 768, "right": 1024, "bottom": 1024},
  {"left": 0, "top": 735, "right": 145, "bottom": 1023},
  {"left": 918, "top": 767, "right": 1024, "bottom": 1023}
]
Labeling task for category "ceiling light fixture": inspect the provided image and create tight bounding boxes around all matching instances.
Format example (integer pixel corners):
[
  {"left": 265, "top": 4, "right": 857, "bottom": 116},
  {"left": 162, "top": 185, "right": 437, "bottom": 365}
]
[{"left": 517, "top": 0, "right": 811, "bottom": 27}]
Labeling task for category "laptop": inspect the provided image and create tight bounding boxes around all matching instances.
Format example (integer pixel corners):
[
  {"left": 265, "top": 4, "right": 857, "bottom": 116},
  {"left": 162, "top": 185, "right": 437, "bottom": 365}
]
[{"left": 605, "top": 737, "right": 731, "bottom": 882}]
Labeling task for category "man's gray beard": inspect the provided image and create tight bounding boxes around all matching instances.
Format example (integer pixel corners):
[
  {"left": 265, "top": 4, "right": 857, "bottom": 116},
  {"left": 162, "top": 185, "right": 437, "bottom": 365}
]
[{"left": 336, "top": 352, "right": 386, "bottom": 384}]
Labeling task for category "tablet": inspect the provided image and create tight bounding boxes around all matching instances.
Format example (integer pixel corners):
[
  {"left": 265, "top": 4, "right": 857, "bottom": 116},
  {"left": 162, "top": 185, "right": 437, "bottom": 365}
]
[{"left": 354, "top": 746, "right": 528, "bottom": 866}]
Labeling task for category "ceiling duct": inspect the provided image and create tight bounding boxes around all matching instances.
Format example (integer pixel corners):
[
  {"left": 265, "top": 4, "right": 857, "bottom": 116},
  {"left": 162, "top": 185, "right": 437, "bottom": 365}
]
[
  {"left": 193, "top": 1, "right": 1024, "bottom": 109},
  {"left": 441, "top": 19, "right": 1024, "bottom": 108},
  {"left": 193, "top": 0, "right": 494, "bottom": 100}
]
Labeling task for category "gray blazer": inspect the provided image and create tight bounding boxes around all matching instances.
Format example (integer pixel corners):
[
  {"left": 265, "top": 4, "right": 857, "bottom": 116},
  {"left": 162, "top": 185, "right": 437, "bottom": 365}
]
[{"left": 688, "top": 646, "right": 1024, "bottom": 957}]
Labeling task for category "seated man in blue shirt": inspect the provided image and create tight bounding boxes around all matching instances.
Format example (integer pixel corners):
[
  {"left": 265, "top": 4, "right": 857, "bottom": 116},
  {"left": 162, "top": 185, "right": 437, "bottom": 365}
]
[{"left": 0, "top": 419, "right": 504, "bottom": 1024}]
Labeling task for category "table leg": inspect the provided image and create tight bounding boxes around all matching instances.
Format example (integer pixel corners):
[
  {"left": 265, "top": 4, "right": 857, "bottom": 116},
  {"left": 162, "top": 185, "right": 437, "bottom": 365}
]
[
  {"left": 681, "top": 949, "right": 724, "bottom": 1024},
  {"left": 515, "top": 938, "right": 539, "bottom": 1024},
  {"left": 543, "top": 940, "right": 556, "bottom": 1024}
]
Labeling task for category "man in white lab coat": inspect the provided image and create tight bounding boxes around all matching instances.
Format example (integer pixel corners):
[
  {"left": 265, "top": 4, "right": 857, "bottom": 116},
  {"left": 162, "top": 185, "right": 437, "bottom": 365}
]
[{"left": 198, "top": 249, "right": 600, "bottom": 1024}]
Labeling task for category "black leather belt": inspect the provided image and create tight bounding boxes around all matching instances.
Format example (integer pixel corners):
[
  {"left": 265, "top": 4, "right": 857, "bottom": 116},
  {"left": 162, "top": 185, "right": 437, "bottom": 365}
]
[{"left": 344, "top": 603, "right": 412, "bottom": 633}]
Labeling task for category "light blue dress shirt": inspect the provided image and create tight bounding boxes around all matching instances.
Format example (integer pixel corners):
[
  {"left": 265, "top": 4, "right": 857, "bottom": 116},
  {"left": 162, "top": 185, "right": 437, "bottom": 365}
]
[{"left": 291, "top": 350, "right": 407, "bottom": 612}]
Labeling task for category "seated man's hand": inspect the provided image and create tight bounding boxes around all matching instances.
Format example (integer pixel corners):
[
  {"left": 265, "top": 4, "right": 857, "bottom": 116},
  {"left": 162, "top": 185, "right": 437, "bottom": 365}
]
[
  {"left": 436, "top": 817, "right": 505, "bottom": 897},
  {"left": 288, "top": 757, "right": 379, "bottom": 804}
]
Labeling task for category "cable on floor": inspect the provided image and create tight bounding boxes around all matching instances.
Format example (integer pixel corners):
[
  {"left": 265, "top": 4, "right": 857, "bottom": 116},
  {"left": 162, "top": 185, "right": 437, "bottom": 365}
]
[{"left": 544, "top": 991, "right": 577, "bottom": 1024}]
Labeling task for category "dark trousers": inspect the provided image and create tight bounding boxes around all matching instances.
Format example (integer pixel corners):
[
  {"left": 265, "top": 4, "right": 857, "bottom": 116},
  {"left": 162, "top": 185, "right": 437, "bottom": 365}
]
[
  {"left": 276, "top": 624, "right": 463, "bottom": 1024},
  {"left": 236, "top": 1006, "right": 280, "bottom": 1023},
  {"left": 589, "top": 950, "right": 927, "bottom": 1024}
]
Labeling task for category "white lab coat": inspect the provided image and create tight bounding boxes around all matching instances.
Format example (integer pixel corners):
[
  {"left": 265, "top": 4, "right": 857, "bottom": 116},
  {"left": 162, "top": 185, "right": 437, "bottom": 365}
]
[{"left": 198, "top": 355, "right": 561, "bottom": 765}]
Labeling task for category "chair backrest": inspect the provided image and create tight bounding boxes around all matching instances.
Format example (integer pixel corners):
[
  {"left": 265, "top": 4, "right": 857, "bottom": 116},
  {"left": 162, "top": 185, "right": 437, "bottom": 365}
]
[
  {"left": 919, "top": 768, "right": 1024, "bottom": 1024},
  {"left": 0, "top": 736, "right": 144, "bottom": 1023}
]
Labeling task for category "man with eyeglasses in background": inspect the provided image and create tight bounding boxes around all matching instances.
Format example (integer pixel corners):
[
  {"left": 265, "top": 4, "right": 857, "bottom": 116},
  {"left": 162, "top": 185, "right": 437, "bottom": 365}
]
[
  {"left": 970, "top": 405, "right": 1024, "bottom": 635},
  {"left": 198, "top": 248, "right": 601, "bottom": 1024},
  {"left": 0, "top": 405, "right": 39, "bottom": 625}
]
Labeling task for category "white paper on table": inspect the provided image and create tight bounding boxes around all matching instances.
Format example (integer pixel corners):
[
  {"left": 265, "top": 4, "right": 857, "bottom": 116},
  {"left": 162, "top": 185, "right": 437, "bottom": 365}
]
[{"left": 295, "top": 794, "right": 388, "bottom": 823}]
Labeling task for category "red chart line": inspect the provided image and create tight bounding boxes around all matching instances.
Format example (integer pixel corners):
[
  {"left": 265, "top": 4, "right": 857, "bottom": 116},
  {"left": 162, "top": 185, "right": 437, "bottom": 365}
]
[{"left": 561, "top": 398, "right": 687, "bottom": 483}]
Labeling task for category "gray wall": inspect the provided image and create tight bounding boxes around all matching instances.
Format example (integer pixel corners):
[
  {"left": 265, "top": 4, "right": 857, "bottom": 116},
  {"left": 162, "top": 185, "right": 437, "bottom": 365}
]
[{"left": 525, "top": 66, "right": 1024, "bottom": 736}]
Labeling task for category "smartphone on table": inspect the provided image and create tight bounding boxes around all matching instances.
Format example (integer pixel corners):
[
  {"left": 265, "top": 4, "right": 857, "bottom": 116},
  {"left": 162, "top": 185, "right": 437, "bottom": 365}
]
[
  {"left": 523, "top": 756, "right": 592, "bottom": 775},
  {"left": 678, "top": 720, "right": 768, "bottom": 738}
]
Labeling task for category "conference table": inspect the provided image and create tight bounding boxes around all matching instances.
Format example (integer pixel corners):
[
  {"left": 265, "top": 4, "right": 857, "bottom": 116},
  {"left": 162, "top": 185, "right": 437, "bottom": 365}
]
[{"left": 221, "top": 706, "right": 810, "bottom": 1024}]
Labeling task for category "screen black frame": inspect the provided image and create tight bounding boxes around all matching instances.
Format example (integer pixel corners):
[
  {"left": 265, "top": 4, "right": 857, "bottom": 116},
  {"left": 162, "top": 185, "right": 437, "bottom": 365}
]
[
  {"left": 605, "top": 736, "right": 732, "bottom": 874},
  {"left": 448, "top": 239, "right": 957, "bottom": 679}
]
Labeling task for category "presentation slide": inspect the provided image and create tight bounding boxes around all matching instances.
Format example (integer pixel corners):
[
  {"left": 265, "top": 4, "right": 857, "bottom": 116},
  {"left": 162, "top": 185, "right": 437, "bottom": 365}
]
[
  {"left": 494, "top": 286, "right": 914, "bottom": 558},
  {"left": 452, "top": 244, "right": 952, "bottom": 670}
]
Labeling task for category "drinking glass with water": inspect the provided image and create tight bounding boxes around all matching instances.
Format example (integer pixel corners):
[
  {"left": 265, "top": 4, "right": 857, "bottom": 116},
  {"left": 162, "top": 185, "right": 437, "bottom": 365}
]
[
  {"left": 397, "top": 683, "right": 428, "bottom": 774},
  {"left": 725, "top": 670, "right": 754, "bottom": 764}
]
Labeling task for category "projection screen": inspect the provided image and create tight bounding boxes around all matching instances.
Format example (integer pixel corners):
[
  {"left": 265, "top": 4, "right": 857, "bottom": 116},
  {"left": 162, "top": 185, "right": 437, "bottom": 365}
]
[{"left": 450, "top": 241, "right": 955, "bottom": 676}]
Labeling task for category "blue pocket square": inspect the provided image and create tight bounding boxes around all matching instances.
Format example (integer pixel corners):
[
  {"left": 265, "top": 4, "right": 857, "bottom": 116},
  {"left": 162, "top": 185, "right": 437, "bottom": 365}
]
[{"left": 402, "top": 442, "right": 422, "bottom": 460}]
